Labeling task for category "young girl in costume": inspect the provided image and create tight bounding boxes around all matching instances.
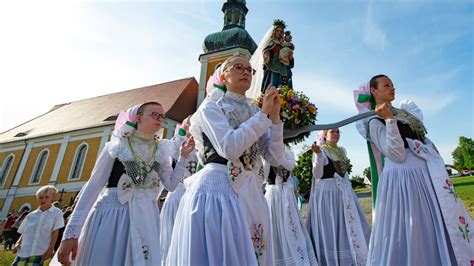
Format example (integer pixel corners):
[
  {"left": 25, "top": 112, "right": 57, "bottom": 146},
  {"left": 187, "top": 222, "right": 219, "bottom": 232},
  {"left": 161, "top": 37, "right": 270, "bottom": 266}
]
[
  {"left": 159, "top": 116, "right": 198, "bottom": 265},
  {"left": 354, "top": 75, "right": 473, "bottom": 265},
  {"left": 307, "top": 129, "right": 370, "bottom": 266},
  {"left": 264, "top": 145, "right": 317, "bottom": 266},
  {"left": 57, "top": 102, "right": 195, "bottom": 265},
  {"left": 167, "top": 56, "right": 283, "bottom": 266}
]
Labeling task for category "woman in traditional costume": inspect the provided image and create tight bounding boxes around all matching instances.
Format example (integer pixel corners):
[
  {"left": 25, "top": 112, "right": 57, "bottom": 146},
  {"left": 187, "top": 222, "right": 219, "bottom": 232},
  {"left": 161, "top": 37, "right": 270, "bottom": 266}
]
[
  {"left": 307, "top": 129, "right": 370, "bottom": 266},
  {"left": 355, "top": 74, "right": 474, "bottom": 265},
  {"left": 264, "top": 145, "right": 317, "bottom": 265},
  {"left": 167, "top": 56, "right": 284, "bottom": 266},
  {"left": 57, "top": 102, "right": 195, "bottom": 265},
  {"left": 160, "top": 117, "right": 198, "bottom": 265}
]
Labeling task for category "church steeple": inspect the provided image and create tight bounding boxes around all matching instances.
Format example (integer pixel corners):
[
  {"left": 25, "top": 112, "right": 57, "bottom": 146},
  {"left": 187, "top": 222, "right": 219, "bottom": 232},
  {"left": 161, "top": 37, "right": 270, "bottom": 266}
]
[
  {"left": 197, "top": 1, "right": 257, "bottom": 106},
  {"left": 222, "top": 0, "right": 248, "bottom": 30},
  {"left": 202, "top": 0, "right": 256, "bottom": 54}
]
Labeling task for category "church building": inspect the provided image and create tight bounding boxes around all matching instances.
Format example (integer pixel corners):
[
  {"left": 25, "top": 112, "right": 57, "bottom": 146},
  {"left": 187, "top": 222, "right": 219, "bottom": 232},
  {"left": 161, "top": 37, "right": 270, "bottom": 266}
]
[{"left": 0, "top": 0, "right": 256, "bottom": 218}]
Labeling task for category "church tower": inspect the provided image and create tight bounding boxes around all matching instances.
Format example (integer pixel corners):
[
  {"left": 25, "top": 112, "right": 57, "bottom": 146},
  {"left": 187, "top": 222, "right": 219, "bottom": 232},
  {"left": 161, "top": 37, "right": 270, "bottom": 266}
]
[{"left": 197, "top": 0, "right": 257, "bottom": 105}]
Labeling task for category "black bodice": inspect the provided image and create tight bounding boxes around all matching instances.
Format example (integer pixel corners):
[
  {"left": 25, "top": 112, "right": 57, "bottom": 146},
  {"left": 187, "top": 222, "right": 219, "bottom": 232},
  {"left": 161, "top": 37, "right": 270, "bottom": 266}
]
[
  {"left": 322, "top": 157, "right": 337, "bottom": 179},
  {"left": 266, "top": 166, "right": 290, "bottom": 184},
  {"left": 202, "top": 133, "right": 228, "bottom": 165},
  {"left": 107, "top": 159, "right": 125, "bottom": 187},
  {"left": 371, "top": 118, "right": 423, "bottom": 148}
]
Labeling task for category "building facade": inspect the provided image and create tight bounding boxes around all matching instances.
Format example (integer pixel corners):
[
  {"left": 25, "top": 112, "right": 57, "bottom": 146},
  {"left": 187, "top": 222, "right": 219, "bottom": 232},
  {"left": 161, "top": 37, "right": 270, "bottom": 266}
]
[{"left": 0, "top": 0, "right": 257, "bottom": 218}]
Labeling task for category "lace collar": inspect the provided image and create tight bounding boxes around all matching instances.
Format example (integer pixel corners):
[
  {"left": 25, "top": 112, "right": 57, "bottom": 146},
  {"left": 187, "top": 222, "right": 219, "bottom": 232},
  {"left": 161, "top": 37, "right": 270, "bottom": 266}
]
[
  {"left": 224, "top": 91, "right": 247, "bottom": 104},
  {"left": 132, "top": 130, "right": 155, "bottom": 142}
]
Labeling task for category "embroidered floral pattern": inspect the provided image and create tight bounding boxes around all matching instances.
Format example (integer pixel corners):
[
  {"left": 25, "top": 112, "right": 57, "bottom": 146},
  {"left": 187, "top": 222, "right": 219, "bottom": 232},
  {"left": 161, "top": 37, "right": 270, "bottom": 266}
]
[
  {"left": 122, "top": 181, "right": 132, "bottom": 191},
  {"left": 345, "top": 200, "right": 362, "bottom": 262},
  {"left": 148, "top": 178, "right": 160, "bottom": 189},
  {"left": 287, "top": 204, "right": 298, "bottom": 239},
  {"left": 296, "top": 245, "right": 304, "bottom": 261},
  {"left": 228, "top": 162, "right": 242, "bottom": 182},
  {"left": 458, "top": 215, "right": 470, "bottom": 243},
  {"left": 443, "top": 179, "right": 459, "bottom": 202},
  {"left": 413, "top": 141, "right": 428, "bottom": 155},
  {"left": 142, "top": 245, "right": 149, "bottom": 260},
  {"left": 186, "top": 160, "right": 198, "bottom": 174},
  {"left": 250, "top": 223, "right": 266, "bottom": 261}
]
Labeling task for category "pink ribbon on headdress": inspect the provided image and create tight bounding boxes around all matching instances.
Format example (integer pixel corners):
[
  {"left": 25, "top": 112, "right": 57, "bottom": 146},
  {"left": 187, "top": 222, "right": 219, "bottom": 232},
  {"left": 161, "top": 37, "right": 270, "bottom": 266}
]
[
  {"left": 206, "top": 65, "right": 226, "bottom": 95},
  {"left": 114, "top": 104, "right": 140, "bottom": 131},
  {"left": 353, "top": 81, "right": 374, "bottom": 113}
]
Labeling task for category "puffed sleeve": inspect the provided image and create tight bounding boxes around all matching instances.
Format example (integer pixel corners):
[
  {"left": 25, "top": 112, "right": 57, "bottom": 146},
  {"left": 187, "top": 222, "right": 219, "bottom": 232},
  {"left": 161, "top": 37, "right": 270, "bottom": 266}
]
[
  {"left": 63, "top": 142, "right": 115, "bottom": 240},
  {"left": 157, "top": 139, "right": 188, "bottom": 192},
  {"left": 312, "top": 151, "right": 326, "bottom": 179},
  {"left": 261, "top": 123, "right": 285, "bottom": 166},
  {"left": 368, "top": 118, "right": 405, "bottom": 163},
  {"left": 200, "top": 101, "right": 273, "bottom": 161}
]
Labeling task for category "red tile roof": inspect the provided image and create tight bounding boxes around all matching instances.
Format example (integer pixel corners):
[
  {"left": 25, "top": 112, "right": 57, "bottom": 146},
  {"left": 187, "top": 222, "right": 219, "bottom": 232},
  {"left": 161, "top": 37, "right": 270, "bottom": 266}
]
[{"left": 0, "top": 77, "right": 199, "bottom": 143}]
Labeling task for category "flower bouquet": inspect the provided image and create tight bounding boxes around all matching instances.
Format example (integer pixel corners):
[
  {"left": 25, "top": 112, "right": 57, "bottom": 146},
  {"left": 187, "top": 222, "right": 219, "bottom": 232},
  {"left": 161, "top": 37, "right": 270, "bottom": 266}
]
[{"left": 254, "top": 85, "right": 317, "bottom": 144}]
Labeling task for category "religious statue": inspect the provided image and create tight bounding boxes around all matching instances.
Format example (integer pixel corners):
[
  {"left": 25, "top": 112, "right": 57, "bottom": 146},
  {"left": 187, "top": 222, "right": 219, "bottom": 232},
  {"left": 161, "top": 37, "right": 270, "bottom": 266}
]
[{"left": 261, "top": 19, "right": 294, "bottom": 92}]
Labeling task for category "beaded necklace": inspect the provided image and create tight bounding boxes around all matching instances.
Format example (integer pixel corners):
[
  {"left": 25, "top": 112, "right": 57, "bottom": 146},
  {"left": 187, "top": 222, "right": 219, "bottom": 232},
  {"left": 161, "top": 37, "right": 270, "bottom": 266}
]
[{"left": 127, "top": 137, "right": 158, "bottom": 182}]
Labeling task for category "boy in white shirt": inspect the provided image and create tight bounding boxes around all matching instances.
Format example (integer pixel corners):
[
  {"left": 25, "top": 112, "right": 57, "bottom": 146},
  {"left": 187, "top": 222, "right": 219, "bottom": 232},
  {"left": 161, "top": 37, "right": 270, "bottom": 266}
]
[{"left": 12, "top": 185, "right": 64, "bottom": 265}]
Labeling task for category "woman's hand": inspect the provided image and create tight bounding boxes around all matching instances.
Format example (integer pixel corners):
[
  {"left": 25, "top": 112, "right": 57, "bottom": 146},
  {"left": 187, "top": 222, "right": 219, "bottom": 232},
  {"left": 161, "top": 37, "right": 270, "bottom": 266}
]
[
  {"left": 375, "top": 102, "right": 394, "bottom": 120},
  {"left": 311, "top": 143, "right": 322, "bottom": 154},
  {"left": 58, "top": 238, "right": 78, "bottom": 266},
  {"left": 269, "top": 89, "right": 282, "bottom": 124},
  {"left": 261, "top": 85, "right": 277, "bottom": 115},
  {"left": 181, "top": 115, "right": 191, "bottom": 131},
  {"left": 180, "top": 137, "right": 195, "bottom": 159}
]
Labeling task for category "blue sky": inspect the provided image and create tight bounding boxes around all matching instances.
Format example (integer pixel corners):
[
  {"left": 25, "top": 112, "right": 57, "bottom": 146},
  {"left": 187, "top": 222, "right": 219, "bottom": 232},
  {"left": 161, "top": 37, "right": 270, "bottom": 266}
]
[{"left": 0, "top": 0, "right": 472, "bottom": 176}]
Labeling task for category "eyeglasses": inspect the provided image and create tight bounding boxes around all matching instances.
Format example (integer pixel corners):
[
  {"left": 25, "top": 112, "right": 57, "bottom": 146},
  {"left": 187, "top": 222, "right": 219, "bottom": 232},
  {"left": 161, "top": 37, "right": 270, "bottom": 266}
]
[
  {"left": 143, "top": 112, "right": 166, "bottom": 121},
  {"left": 225, "top": 63, "right": 256, "bottom": 75}
]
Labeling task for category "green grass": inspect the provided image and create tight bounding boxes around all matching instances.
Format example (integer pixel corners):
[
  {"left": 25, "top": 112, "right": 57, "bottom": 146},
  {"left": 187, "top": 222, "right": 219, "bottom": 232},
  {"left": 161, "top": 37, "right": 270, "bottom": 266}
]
[
  {"left": 0, "top": 247, "right": 16, "bottom": 266},
  {"left": 0, "top": 246, "right": 51, "bottom": 266},
  {"left": 355, "top": 175, "right": 474, "bottom": 228},
  {"left": 452, "top": 175, "right": 474, "bottom": 218},
  {"left": 353, "top": 187, "right": 371, "bottom": 193}
]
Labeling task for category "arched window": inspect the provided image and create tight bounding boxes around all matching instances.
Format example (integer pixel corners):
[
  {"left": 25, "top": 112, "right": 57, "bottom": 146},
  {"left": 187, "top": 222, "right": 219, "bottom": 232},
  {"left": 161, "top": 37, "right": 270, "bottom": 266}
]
[
  {"left": 30, "top": 149, "right": 49, "bottom": 184},
  {"left": 0, "top": 154, "right": 14, "bottom": 187},
  {"left": 69, "top": 143, "right": 88, "bottom": 180}
]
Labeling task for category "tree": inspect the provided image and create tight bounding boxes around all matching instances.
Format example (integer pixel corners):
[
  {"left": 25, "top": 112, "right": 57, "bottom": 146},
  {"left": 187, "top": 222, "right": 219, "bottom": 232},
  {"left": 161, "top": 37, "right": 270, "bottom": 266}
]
[
  {"left": 452, "top": 136, "right": 474, "bottom": 171},
  {"left": 363, "top": 166, "right": 371, "bottom": 181},
  {"left": 293, "top": 145, "right": 354, "bottom": 193},
  {"left": 347, "top": 159, "right": 353, "bottom": 175},
  {"left": 293, "top": 145, "right": 313, "bottom": 194}
]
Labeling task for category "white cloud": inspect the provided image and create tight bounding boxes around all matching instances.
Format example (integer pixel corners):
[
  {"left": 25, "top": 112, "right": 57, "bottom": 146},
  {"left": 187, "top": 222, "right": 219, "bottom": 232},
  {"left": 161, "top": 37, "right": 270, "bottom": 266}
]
[
  {"left": 295, "top": 73, "right": 357, "bottom": 117},
  {"left": 363, "top": 2, "right": 387, "bottom": 51},
  {"left": 0, "top": 1, "right": 205, "bottom": 132}
]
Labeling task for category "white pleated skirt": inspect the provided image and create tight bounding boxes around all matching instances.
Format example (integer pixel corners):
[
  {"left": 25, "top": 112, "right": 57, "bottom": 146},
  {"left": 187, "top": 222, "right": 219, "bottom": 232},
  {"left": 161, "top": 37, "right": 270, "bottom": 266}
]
[
  {"left": 307, "top": 178, "right": 370, "bottom": 266},
  {"left": 166, "top": 163, "right": 257, "bottom": 266},
  {"left": 160, "top": 183, "right": 185, "bottom": 265},
  {"left": 75, "top": 188, "right": 132, "bottom": 265},
  {"left": 239, "top": 174, "right": 274, "bottom": 266},
  {"left": 367, "top": 150, "right": 456, "bottom": 265},
  {"left": 265, "top": 181, "right": 317, "bottom": 266}
]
